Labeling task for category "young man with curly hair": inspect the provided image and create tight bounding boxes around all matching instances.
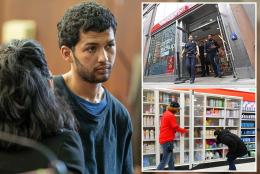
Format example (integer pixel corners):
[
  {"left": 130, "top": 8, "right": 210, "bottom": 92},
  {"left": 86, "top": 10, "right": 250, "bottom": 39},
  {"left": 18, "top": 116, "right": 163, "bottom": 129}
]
[{"left": 54, "top": 2, "right": 133, "bottom": 174}]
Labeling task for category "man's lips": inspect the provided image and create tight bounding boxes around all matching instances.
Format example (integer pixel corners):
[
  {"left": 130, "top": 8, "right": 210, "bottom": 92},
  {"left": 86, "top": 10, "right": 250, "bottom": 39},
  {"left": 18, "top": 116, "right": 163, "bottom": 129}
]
[{"left": 94, "top": 65, "right": 111, "bottom": 71}]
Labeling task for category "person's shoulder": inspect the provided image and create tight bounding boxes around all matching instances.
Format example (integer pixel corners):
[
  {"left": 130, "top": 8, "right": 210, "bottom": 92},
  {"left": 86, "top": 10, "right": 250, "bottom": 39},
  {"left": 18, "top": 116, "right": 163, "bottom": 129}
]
[
  {"left": 56, "top": 129, "right": 85, "bottom": 174},
  {"left": 106, "top": 90, "right": 129, "bottom": 114},
  {"left": 105, "top": 90, "right": 132, "bottom": 128}
]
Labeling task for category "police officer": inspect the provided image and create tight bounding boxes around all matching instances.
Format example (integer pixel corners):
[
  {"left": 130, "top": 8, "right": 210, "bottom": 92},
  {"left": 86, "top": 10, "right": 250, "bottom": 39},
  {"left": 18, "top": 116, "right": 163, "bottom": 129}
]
[
  {"left": 181, "top": 34, "right": 199, "bottom": 84},
  {"left": 204, "top": 34, "right": 222, "bottom": 78},
  {"left": 199, "top": 41, "right": 210, "bottom": 77}
]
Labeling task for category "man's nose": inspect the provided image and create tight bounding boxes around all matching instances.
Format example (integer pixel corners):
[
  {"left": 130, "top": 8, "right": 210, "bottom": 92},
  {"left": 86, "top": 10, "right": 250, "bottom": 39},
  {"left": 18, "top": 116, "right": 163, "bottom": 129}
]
[{"left": 98, "top": 48, "right": 108, "bottom": 62}]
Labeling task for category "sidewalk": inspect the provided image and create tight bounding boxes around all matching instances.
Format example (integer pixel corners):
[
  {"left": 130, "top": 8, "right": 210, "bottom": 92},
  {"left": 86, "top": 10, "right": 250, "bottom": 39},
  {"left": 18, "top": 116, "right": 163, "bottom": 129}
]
[{"left": 143, "top": 75, "right": 255, "bottom": 86}]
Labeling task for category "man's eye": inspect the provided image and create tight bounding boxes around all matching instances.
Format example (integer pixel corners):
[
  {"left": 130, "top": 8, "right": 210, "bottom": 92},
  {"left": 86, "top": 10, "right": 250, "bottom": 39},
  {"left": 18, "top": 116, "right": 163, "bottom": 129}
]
[
  {"left": 106, "top": 43, "right": 115, "bottom": 50},
  {"left": 85, "top": 46, "right": 96, "bottom": 53}
]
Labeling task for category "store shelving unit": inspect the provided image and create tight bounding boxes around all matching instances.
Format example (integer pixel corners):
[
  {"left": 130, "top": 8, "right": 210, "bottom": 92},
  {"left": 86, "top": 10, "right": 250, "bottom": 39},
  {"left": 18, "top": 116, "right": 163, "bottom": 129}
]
[
  {"left": 142, "top": 89, "right": 244, "bottom": 170},
  {"left": 240, "top": 101, "right": 256, "bottom": 158},
  {"left": 143, "top": 89, "right": 156, "bottom": 169}
]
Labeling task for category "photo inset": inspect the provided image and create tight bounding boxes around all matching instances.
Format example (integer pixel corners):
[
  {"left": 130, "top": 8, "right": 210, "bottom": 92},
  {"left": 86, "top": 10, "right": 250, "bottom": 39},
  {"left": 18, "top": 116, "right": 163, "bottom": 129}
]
[
  {"left": 143, "top": 3, "right": 256, "bottom": 85},
  {"left": 142, "top": 87, "right": 256, "bottom": 172}
]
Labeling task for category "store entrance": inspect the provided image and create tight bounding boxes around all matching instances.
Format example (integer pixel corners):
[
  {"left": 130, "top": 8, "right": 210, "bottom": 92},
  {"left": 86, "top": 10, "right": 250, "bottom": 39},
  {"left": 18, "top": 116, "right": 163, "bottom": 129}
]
[{"left": 180, "top": 4, "right": 233, "bottom": 78}]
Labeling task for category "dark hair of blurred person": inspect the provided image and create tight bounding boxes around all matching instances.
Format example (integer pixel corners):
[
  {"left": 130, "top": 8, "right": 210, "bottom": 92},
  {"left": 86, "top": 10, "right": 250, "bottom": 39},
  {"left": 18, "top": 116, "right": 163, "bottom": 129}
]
[{"left": 0, "top": 39, "right": 85, "bottom": 174}]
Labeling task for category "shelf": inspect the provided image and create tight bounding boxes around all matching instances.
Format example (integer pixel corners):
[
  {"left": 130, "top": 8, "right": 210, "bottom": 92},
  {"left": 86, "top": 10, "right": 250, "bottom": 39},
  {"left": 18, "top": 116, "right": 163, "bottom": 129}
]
[
  {"left": 225, "top": 126, "right": 239, "bottom": 128},
  {"left": 206, "top": 116, "right": 224, "bottom": 118},
  {"left": 143, "top": 102, "right": 154, "bottom": 104},
  {"left": 194, "top": 126, "right": 203, "bottom": 127},
  {"left": 206, "top": 147, "right": 224, "bottom": 150},
  {"left": 159, "top": 103, "right": 170, "bottom": 105},
  {"left": 194, "top": 115, "right": 203, "bottom": 117},
  {"left": 143, "top": 139, "right": 156, "bottom": 142},
  {"left": 143, "top": 113, "right": 155, "bottom": 116},
  {"left": 248, "top": 149, "right": 256, "bottom": 151},
  {"left": 206, "top": 126, "right": 224, "bottom": 127},
  {"left": 226, "top": 117, "right": 240, "bottom": 119},
  {"left": 206, "top": 106, "right": 225, "bottom": 109},
  {"left": 241, "top": 128, "right": 255, "bottom": 129},
  {"left": 241, "top": 118, "right": 255, "bottom": 121},
  {"left": 244, "top": 142, "right": 255, "bottom": 144},
  {"left": 143, "top": 113, "right": 155, "bottom": 115},
  {"left": 226, "top": 107, "right": 240, "bottom": 110},
  {"left": 240, "top": 135, "right": 255, "bottom": 137},
  {"left": 194, "top": 137, "right": 203, "bottom": 139},
  {"left": 194, "top": 148, "right": 203, "bottom": 151},
  {"left": 206, "top": 137, "right": 216, "bottom": 139},
  {"left": 143, "top": 152, "right": 156, "bottom": 155},
  {"left": 143, "top": 126, "right": 155, "bottom": 128},
  {"left": 242, "top": 111, "right": 255, "bottom": 114}
]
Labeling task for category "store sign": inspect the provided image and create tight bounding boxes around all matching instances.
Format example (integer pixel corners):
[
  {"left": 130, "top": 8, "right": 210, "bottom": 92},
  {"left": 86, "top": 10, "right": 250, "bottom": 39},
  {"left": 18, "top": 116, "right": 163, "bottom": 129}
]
[{"left": 151, "top": 4, "right": 194, "bottom": 34}]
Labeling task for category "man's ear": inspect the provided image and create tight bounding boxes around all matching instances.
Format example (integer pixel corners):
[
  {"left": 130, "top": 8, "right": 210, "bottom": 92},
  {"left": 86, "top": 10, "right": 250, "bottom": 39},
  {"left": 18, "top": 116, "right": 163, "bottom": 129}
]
[{"left": 60, "top": 46, "right": 74, "bottom": 63}]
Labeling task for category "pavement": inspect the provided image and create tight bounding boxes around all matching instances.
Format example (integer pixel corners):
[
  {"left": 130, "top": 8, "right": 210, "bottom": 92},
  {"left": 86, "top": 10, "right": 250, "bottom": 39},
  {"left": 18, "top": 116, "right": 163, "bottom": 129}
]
[{"left": 143, "top": 75, "right": 255, "bottom": 87}]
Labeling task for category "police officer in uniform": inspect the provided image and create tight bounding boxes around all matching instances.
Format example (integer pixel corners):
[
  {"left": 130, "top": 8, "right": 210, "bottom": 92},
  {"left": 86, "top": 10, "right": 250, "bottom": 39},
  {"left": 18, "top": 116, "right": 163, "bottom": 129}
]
[
  {"left": 204, "top": 34, "right": 222, "bottom": 78},
  {"left": 181, "top": 34, "right": 199, "bottom": 84}
]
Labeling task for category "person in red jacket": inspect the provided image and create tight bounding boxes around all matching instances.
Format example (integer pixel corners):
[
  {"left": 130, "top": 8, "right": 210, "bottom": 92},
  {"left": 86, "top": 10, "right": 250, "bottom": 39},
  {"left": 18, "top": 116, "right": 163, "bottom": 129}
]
[{"left": 157, "top": 101, "right": 188, "bottom": 170}]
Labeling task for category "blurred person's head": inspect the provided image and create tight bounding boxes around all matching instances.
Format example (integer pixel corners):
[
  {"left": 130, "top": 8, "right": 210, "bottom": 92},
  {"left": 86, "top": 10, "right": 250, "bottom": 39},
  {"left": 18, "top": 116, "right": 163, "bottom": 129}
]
[
  {"left": 188, "top": 34, "right": 193, "bottom": 42},
  {"left": 57, "top": 2, "right": 117, "bottom": 84},
  {"left": 0, "top": 39, "right": 76, "bottom": 150},
  {"left": 208, "top": 34, "right": 213, "bottom": 41},
  {"left": 168, "top": 101, "right": 180, "bottom": 114}
]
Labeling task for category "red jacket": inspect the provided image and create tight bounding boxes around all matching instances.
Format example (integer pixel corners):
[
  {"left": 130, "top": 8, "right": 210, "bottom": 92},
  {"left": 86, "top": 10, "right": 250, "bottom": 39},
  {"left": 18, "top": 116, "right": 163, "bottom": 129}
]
[{"left": 159, "top": 110, "right": 187, "bottom": 144}]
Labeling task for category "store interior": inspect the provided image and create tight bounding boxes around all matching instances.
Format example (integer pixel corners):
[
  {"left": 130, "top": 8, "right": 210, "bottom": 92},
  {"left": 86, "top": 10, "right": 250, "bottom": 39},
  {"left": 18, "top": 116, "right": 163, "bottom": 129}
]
[{"left": 142, "top": 88, "right": 256, "bottom": 171}]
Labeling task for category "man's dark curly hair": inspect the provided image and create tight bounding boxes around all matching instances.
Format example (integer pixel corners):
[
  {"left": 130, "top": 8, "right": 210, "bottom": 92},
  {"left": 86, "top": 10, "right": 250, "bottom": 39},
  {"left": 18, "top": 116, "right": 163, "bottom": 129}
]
[{"left": 57, "top": 2, "right": 117, "bottom": 49}]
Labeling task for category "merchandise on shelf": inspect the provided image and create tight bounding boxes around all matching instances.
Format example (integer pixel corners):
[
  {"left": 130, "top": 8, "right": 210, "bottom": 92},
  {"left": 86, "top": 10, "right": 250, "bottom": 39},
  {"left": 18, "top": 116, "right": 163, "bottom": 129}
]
[
  {"left": 144, "top": 91, "right": 154, "bottom": 102},
  {"left": 206, "top": 118, "right": 224, "bottom": 126},
  {"left": 159, "top": 92, "right": 179, "bottom": 103},
  {"left": 226, "top": 110, "right": 240, "bottom": 117},
  {"left": 226, "top": 118, "right": 238, "bottom": 126},
  {"left": 143, "top": 142, "right": 155, "bottom": 154},
  {"left": 241, "top": 137, "right": 255, "bottom": 143},
  {"left": 242, "top": 101, "right": 256, "bottom": 112},
  {"left": 194, "top": 128, "right": 203, "bottom": 138},
  {"left": 143, "top": 155, "right": 156, "bottom": 167},
  {"left": 206, "top": 109, "right": 225, "bottom": 117},
  {"left": 143, "top": 116, "right": 155, "bottom": 127},
  {"left": 245, "top": 143, "right": 255, "bottom": 150},
  {"left": 143, "top": 128, "right": 155, "bottom": 140},
  {"left": 184, "top": 152, "right": 189, "bottom": 163},
  {"left": 241, "top": 122, "right": 255, "bottom": 128},
  {"left": 143, "top": 104, "right": 155, "bottom": 114},
  {"left": 241, "top": 113, "right": 255, "bottom": 119},
  {"left": 205, "top": 150, "right": 222, "bottom": 160},
  {"left": 226, "top": 100, "right": 240, "bottom": 108},
  {"left": 194, "top": 151, "right": 203, "bottom": 161},
  {"left": 241, "top": 130, "right": 255, "bottom": 135},
  {"left": 207, "top": 98, "right": 224, "bottom": 107},
  {"left": 194, "top": 139, "right": 203, "bottom": 149},
  {"left": 205, "top": 139, "right": 222, "bottom": 149},
  {"left": 206, "top": 129, "right": 219, "bottom": 138}
]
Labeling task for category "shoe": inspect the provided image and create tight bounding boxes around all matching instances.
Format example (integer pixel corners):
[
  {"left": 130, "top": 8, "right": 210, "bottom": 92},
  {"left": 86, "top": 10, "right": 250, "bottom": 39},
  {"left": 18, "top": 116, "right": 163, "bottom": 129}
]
[
  {"left": 218, "top": 75, "right": 222, "bottom": 78},
  {"left": 190, "top": 80, "right": 194, "bottom": 84},
  {"left": 214, "top": 74, "right": 218, "bottom": 77},
  {"left": 201, "top": 74, "right": 206, "bottom": 77}
]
